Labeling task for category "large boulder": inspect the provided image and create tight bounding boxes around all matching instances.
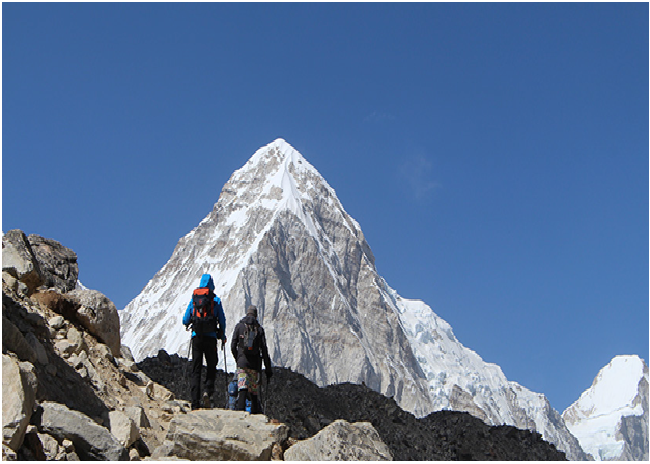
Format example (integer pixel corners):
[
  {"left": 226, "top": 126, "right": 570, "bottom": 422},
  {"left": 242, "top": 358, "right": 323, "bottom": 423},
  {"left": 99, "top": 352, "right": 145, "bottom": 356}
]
[
  {"left": 2, "top": 356, "right": 37, "bottom": 451},
  {"left": 152, "top": 409, "right": 288, "bottom": 460},
  {"left": 27, "top": 235, "right": 79, "bottom": 293},
  {"left": 35, "top": 401, "right": 128, "bottom": 461},
  {"left": 284, "top": 419, "right": 393, "bottom": 461},
  {"left": 2, "top": 230, "right": 43, "bottom": 295},
  {"left": 67, "top": 289, "right": 121, "bottom": 356}
]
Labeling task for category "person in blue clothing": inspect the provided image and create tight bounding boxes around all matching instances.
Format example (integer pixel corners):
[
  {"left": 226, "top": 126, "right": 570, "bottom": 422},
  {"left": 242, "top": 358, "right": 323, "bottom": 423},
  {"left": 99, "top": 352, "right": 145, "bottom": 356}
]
[{"left": 182, "top": 274, "right": 226, "bottom": 410}]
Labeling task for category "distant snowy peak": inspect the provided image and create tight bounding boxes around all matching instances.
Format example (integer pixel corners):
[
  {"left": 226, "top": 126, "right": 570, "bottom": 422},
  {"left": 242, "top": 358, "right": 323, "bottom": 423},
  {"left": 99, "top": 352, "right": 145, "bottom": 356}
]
[
  {"left": 562, "top": 355, "right": 649, "bottom": 460},
  {"left": 567, "top": 355, "right": 646, "bottom": 420}
]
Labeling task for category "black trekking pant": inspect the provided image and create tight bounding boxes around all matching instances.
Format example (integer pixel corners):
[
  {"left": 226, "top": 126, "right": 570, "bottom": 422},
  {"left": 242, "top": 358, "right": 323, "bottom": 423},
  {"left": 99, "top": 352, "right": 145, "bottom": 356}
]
[
  {"left": 190, "top": 335, "right": 218, "bottom": 409},
  {"left": 236, "top": 390, "right": 261, "bottom": 414}
]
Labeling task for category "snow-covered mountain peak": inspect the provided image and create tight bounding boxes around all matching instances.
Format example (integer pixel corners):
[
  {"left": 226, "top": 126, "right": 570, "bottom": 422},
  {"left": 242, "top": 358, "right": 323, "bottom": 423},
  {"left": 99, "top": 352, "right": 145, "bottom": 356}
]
[
  {"left": 589, "top": 356, "right": 646, "bottom": 415},
  {"left": 562, "top": 355, "right": 648, "bottom": 460},
  {"left": 240, "top": 138, "right": 316, "bottom": 185},
  {"left": 121, "top": 140, "right": 366, "bottom": 361},
  {"left": 221, "top": 139, "right": 335, "bottom": 224},
  {"left": 566, "top": 355, "right": 646, "bottom": 423},
  {"left": 245, "top": 138, "right": 294, "bottom": 169}
]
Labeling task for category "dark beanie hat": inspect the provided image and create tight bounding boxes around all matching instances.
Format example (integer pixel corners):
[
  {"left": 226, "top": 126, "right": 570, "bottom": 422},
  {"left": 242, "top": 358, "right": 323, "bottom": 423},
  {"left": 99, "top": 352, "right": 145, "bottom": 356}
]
[{"left": 246, "top": 305, "right": 258, "bottom": 317}]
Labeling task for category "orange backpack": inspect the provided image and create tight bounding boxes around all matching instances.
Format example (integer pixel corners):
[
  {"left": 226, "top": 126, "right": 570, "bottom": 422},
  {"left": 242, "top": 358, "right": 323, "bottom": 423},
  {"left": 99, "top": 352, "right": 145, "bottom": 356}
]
[{"left": 190, "top": 287, "right": 217, "bottom": 334}]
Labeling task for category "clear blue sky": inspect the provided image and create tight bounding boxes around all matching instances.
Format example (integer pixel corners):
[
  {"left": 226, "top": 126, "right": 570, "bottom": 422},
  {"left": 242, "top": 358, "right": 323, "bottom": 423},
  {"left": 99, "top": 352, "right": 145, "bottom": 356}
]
[{"left": 3, "top": 2, "right": 647, "bottom": 414}]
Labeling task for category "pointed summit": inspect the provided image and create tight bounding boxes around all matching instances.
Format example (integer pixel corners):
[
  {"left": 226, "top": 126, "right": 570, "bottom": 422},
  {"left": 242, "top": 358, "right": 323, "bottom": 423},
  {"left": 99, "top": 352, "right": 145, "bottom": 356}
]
[
  {"left": 228, "top": 138, "right": 320, "bottom": 214},
  {"left": 220, "top": 139, "right": 362, "bottom": 246},
  {"left": 244, "top": 138, "right": 302, "bottom": 171}
]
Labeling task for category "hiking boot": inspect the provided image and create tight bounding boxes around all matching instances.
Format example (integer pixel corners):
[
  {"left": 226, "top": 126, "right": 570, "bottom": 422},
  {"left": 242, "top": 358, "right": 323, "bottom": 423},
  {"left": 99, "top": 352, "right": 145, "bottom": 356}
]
[{"left": 202, "top": 392, "right": 211, "bottom": 409}]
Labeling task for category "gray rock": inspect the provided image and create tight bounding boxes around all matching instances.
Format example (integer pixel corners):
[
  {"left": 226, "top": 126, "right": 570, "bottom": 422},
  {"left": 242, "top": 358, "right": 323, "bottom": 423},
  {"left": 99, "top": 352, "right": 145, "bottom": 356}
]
[
  {"left": 2, "top": 443, "right": 18, "bottom": 460},
  {"left": 48, "top": 315, "right": 65, "bottom": 330},
  {"left": 116, "top": 357, "right": 139, "bottom": 373},
  {"left": 27, "top": 234, "right": 79, "bottom": 293},
  {"left": 37, "top": 432, "right": 60, "bottom": 460},
  {"left": 2, "top": 316, "right": 38, "bottom": 364},
  {"left": 144, "top": 381, "right": 174, "bottom": 402},
  {"left": 2, "top": 271, "right": 28, "bottom": 296},
  {"left": 25, "top": 333, "right": 49, "bottom": 365},
  {"left": 2, "top": 356, "right": 37, "bottom": 451},
  {"left": 65, "top": 326, "right": 86, "bottom": 354},
  {"left": 129, "top": 448, "right": 140, "bottom": 461},
  {"left": 96, "top": 343, "right": 115, "bottom": 363},
  {"left": 120, "top": 345, "right": 135, "bottom": 363},
  {"left": 56, "top": 437, "right": 80, "bottom": 461},
  {"left": 54, "top": 340, "right": 77, "bottom": 358},
  {"left": 152, "top": 409, "right": 288, "bottom": 460},
  {"left": 108, "top": 410, "right": 140, "bottom": 449},
  {"left": 67, "top": 289, "right": 121, "bottom": 356},
  {"left": 284, "top": 419, "right": 392, "bottom": 461},
  {"left": 36, "top": 401, "right": 128, "bottom": 461},
  {"left": 2, "top": 230, "right": 43, "bottom": 295},
  {"left": 123, "top": 406, "right": 151, "bottom": 429}
]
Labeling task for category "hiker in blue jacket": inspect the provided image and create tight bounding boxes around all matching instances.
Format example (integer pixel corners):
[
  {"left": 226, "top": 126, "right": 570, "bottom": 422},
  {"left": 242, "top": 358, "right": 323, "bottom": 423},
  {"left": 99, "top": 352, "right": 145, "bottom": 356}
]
[{"left": 182, "top": 274, "right": 226, "bottom": 410}]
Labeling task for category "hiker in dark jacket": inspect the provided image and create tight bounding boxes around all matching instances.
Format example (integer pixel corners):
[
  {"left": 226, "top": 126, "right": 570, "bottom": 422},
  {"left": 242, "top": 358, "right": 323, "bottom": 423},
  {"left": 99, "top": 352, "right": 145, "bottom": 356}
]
[
  {"left": 182, "top": 274, "right": 226, "bottom": 410},
  {"left": 230, "top": 305, "right": 272, "bottom": 413}
]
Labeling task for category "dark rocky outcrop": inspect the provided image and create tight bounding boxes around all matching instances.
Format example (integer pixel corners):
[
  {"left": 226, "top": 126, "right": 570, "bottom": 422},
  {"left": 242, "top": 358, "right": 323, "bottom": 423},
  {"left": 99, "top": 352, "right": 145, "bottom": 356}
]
[
  {"left": 26, "top": 235, "right": 79, "bottom": 293},
  {"left": 138, "top": 355, "right": 568, "bottom": 461}
]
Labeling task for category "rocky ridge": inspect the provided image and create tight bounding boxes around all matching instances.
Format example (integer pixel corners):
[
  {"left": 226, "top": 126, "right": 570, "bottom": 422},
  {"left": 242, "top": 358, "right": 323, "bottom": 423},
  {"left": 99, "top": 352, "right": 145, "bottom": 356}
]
[
  {"left": 139, "top": 353, "right": 568, "bottom": 461},
  {"left": 3, "top": 229, "right": 566, "bottom": 460}
]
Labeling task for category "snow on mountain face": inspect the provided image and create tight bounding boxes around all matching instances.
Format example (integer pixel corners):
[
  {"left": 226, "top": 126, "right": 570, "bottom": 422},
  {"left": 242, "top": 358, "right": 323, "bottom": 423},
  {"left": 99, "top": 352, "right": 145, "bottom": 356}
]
[
  {"left": 562, "top": 355, "right": 649, "bottom": 460},
  {"left": 120, "top": 139, "right": 585, "bottom": 459},
  {"left": 390, "top": 292, "right": 586, "bottom": 459}
]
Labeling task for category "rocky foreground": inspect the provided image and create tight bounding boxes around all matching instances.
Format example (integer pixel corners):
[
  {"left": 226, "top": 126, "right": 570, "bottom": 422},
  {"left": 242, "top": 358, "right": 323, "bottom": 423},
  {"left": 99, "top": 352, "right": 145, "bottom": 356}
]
[
  {"left": 2, "top": 229, "right": 566, "bottom": 460},
  {"left": 141, "top": 352, "right": 568, "bottom": 460}
]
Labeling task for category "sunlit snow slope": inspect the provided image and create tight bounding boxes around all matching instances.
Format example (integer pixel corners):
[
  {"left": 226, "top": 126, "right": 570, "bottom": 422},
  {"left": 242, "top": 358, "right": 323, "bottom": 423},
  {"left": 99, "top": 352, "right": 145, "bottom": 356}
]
[{"left": 562, "top": 355, "right": 649, "bottom": 460}]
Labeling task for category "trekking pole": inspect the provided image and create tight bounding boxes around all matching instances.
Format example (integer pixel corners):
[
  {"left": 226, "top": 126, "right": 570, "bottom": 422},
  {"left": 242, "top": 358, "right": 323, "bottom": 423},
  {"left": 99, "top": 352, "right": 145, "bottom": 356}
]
[
  {"left": 186, "top": 328, "right": 192, "bottom": 362},
  {"left": 263, "top": 373, "right": 268, "bottom": 415},
  {"left": 223, "top": 341, "right": 228, "bottom": 409},
  {"left": 223, "top": 341, "right": 227, "bottom": 376},
  {"left": 185, "top": 326, "right": 192, "bottom": 398}
]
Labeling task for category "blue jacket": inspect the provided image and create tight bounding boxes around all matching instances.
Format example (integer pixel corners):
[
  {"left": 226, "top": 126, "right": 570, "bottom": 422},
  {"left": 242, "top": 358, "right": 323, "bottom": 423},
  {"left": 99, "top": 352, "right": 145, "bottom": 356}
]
[{"left": 182, "top": 274, "right": 226, "bottom": 340}]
